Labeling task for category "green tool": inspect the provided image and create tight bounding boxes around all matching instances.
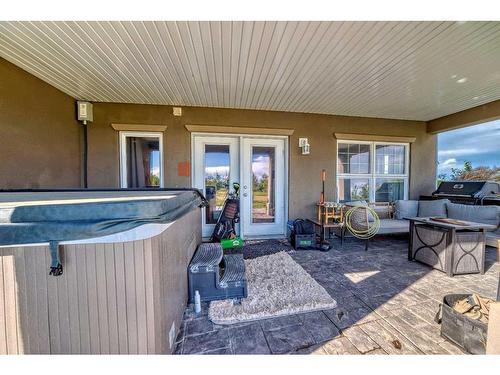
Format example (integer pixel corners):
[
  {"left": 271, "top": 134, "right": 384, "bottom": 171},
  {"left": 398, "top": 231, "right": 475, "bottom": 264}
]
[{"left": 221, "top": 237, "right": 244, "bottom": 249}]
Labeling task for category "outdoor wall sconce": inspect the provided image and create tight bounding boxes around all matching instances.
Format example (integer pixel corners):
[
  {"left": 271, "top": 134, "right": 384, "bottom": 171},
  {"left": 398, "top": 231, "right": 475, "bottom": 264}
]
[{"left": 299, "top": 137, "right": 310, "bottom": 155}]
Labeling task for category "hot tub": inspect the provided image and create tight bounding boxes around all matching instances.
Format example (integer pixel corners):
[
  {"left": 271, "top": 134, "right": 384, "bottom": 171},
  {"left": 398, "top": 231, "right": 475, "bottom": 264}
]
[{"left": 0, "top": 189, "right": 205, "bottom": 354}]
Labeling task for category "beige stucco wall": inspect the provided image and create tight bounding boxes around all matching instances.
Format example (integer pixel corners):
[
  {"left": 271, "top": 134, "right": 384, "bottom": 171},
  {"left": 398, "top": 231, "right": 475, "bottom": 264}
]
[
  {"left": 427, "top": 99, "right": 500, "bottom": 134},
  {"left": 0, "top": 58, "right": 82, "bottom": 188},
  {"left": 0, "top": 57, "right": 438, "bottom": 219},
  {"left": 88, "top": 103, "right": 437, "bottom": 218}
]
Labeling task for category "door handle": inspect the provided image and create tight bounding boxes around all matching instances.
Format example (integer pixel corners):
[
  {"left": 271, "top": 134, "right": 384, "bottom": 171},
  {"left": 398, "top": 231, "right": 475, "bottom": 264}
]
[
  {"left": 243, "top": 193, "right": 248, "bottom": 197},
  {"left": 243, "top": 185, "right": 248, "bottom": 189}
]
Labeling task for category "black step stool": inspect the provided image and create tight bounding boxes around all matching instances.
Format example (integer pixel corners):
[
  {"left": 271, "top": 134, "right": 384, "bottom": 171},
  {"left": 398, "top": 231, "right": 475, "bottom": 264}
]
[{"left": 188, "top": 243, "right": 247, "bottom": 303}]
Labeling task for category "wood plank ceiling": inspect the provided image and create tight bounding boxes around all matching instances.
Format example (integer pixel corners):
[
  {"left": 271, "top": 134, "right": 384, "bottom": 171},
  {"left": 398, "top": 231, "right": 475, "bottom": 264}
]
[{"left": 0, "top": 21, "right": 499, "bottom": 121}]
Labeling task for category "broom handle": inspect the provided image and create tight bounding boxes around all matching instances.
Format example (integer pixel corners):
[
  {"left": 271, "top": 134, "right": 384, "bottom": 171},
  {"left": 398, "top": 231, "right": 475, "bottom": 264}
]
[
  {"left": 497, "top": 242, "right": 500, "bottom": 301},
  {"left": 322, "top": 170, "right": 326, "bottom": 198},
  {"left": 320, "top": 170, "right": 326, "bottom": 242}
]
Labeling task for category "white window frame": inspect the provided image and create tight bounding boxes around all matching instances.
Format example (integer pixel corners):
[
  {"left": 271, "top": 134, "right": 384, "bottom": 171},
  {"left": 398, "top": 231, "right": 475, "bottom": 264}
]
[
  {"left": 119, "top": 131, "right": 164, "bottom": 188},
  {"left": 336, "top": 140, "right": 409, "bottom": 202}
]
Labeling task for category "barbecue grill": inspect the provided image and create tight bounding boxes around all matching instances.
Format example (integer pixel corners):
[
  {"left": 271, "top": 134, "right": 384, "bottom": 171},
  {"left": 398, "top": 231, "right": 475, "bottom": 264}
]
[{"left": 421, "top": 181, "right": 500, "bottom": 205}]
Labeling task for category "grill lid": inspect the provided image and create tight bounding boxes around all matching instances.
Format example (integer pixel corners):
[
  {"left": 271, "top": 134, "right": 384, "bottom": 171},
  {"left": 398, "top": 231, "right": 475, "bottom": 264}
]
[
  {"left": 432, "top": 181, "right": 499, "bottom": 198},
  {"left": 434, "top": 181, "right": 486, "bottom": 196}
]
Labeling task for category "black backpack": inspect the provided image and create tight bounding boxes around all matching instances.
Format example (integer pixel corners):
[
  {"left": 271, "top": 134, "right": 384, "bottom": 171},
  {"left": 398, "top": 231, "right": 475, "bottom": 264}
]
[
  {"left": 290, "top": 219, "right": 315, "bottom": 247},
  {"left": 293, "top": 219, "right": 315, "bottom": 235}
]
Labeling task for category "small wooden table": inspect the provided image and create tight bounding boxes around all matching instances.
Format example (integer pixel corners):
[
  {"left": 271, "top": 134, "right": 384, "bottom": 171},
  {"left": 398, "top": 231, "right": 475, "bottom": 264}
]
[
  {"left": 307, "top": 218, "right": 344, "bottom": 245},
  {"left": 407, "top": 217, "right": 496, "bottom": 276},
  {"left": 316, "top": 202, "right": 343, "bottom": 224}
]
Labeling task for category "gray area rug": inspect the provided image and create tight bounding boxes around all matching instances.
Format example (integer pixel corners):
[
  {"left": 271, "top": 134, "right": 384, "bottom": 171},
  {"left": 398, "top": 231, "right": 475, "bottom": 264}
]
[{"left": 208, "top": 252, "right": 337, "bottom": 325}]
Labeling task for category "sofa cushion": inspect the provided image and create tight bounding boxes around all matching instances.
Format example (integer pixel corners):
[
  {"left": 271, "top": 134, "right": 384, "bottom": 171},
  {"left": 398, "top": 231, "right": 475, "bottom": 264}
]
[
  {"left": 371, "top": 205, "right": 391, "bottom": 220},
  {"left": 447, "top": 202, "right": 500, "bottom": 228},
  {"left": 418, "top": 199, "right": 449, "bottom": 217},
  {"left": 378, "top": 219, "right": 410, "bottom": 234},
  {"left": 394, "top": 200, "right": 419, "bottom": 220}
]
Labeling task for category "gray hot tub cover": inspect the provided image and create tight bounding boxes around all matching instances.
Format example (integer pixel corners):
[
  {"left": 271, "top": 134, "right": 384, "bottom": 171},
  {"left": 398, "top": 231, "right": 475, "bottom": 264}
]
[{"left": 0, "top": 190, "right": 204, "bottom": 246}]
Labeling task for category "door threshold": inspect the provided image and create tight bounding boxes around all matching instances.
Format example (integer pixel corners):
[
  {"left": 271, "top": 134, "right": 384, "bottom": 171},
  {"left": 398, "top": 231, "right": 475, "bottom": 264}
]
[
  {"left": 243, "top": 234, "right": 286, "bottom": 240},
  {"left": 202, "top": 234, "right": 286, "bottom": 243}
]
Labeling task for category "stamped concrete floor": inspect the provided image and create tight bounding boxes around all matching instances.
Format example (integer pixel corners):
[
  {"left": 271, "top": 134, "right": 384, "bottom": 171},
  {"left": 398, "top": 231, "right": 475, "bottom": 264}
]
[{"left": 174, "top": 237, "right": 499, "bottom": 355}]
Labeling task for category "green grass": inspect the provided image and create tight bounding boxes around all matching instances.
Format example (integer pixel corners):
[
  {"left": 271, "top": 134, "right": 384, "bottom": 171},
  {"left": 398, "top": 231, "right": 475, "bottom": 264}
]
[
  {"left": 210, "top": 187, "right": 269, "bottom": 209},
  {"left": 252, "top": 191, "right": 268, "bottom": 209},
  {"left": 215, "top": 188, "right": 228, "bottom": 207}
]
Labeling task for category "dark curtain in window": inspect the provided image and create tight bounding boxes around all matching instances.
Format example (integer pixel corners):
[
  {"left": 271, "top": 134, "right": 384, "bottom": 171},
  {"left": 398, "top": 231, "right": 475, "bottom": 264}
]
[{"left": 127, "top": 137, "right": 147, "bottom": 188}]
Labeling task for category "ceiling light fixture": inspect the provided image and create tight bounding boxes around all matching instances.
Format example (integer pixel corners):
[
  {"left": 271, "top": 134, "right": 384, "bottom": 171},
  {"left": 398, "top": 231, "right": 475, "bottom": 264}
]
[{"left": 457, "top": 77, "right": 467, "bottom": 83}]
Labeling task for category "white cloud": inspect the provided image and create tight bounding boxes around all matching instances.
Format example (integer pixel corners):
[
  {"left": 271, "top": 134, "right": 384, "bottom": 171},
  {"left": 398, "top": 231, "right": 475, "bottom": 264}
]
[
  {"left": 205, "top": 166, "right": 229, "bottom": 177},
  {"left": 438, "top": 148, "right": 482, "bottom": 157},
  {"left": 440, "top": 158, "right": 457, "bottom": 166},
  {"left": 252, "top": 155, "right": 270, "bottom": 179},
  {"left": 437, "top": 158, "right": 458, "bottom": 175}
]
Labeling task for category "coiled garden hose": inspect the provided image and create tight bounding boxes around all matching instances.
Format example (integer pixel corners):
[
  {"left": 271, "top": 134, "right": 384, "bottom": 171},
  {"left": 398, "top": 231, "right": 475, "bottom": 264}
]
[{"left": 344, "top": 206, "right": 381, "bottom": 240}]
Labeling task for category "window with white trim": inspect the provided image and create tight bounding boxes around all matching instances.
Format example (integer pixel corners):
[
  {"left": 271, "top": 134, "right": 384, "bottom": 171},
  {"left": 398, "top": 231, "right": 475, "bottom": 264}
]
[
  {"left": 337, "top": 140, "right": 409, "bottom": 203},
  {"left": 119, "top": 131, "right": 163, "bottom": 188}
]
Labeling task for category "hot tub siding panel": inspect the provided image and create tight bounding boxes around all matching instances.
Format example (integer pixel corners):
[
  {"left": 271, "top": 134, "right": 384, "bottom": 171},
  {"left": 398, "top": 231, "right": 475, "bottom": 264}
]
[
  {"left": 104, "top": 243, "right": 120, "bottom": 354},
  {"left": 0, "top": 208, "right": 201, "bottom": 354}
]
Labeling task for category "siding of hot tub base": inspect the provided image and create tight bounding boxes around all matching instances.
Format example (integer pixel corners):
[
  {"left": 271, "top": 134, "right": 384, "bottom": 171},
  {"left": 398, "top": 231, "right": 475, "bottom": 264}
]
[{"left": 0, "top": 208, "right": 201, "bottom": 354}]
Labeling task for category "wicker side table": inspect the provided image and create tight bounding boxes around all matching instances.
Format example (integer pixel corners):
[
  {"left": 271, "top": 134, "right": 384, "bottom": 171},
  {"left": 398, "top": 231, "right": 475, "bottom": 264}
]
[{"left": 408, "top": 218, "right": 496, "bottom": 277}]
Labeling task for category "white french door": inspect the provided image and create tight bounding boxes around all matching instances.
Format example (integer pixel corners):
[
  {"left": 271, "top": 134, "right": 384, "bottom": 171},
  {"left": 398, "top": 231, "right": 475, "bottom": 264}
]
[
  {"left": 241, "top": 137, "right": 286, "bottom": 237},
  {"left": 192, "top": 134, "right": 287, "bottom": 239}
]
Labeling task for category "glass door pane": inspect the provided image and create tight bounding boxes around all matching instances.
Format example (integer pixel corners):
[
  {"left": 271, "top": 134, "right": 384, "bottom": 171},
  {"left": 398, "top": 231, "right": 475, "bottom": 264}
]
[
  {"left": 251, "top": 146, "right": 275, "bottom": 223},
  {"left": 241, "top": 137, "right": 285, "bottom": 237},
  {"left": 204, "top": 144, "right": 230, "bottom": 224},
  {"left": 193, "top": 135, "right": 239, "bottom": 239}
]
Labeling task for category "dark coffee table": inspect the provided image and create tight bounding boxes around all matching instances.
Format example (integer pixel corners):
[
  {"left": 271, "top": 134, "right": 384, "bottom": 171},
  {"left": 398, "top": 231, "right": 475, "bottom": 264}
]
[{"left": 407, "top": 217, "right": 496, "bottom": 276}]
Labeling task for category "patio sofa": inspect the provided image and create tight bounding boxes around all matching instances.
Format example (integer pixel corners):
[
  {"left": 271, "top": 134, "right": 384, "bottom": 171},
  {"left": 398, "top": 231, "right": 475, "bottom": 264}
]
[
  {"left": 391, "top": 199, "right": 500, "bottom": 247},
  {"left": 343, "top": 201, "right": 410, "bottom": 235},
  {"left": 345, "top": 199, "right": 500, "bottom": 247}
]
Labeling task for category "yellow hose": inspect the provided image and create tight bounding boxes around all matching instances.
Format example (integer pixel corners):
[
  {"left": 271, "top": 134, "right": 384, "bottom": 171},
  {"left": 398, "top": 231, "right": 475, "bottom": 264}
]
[{"left": 345, "top": 206, "right": 380, "bottom": 239}]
